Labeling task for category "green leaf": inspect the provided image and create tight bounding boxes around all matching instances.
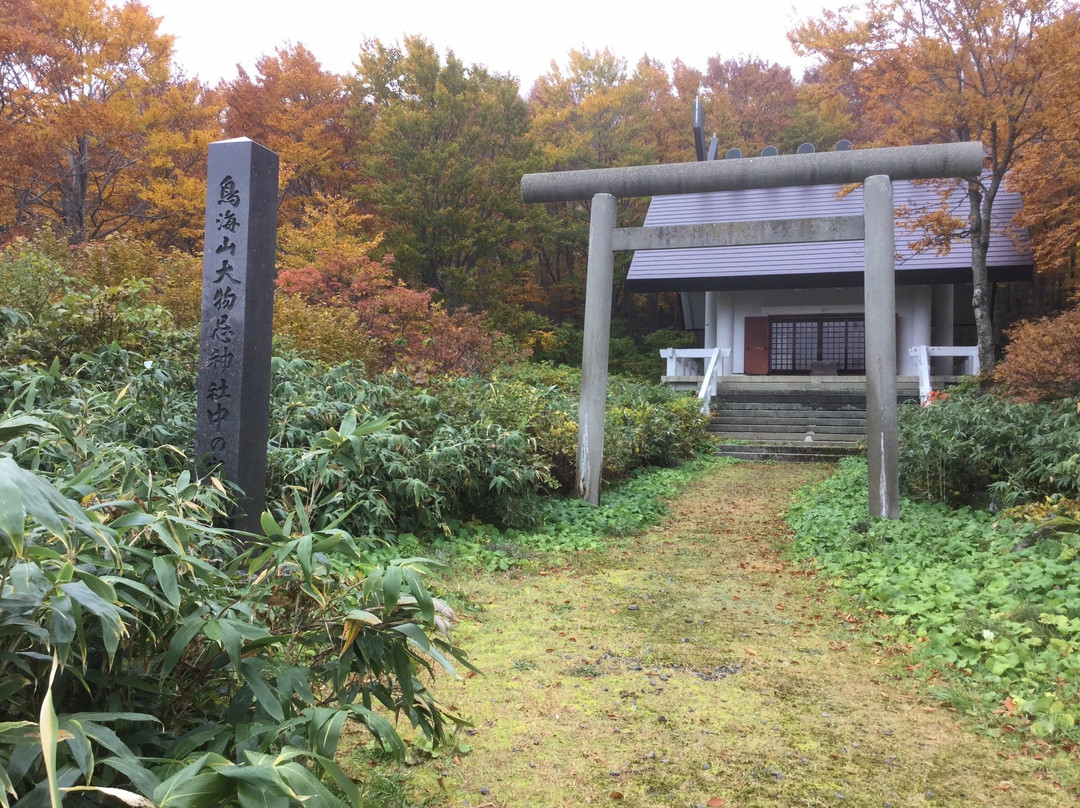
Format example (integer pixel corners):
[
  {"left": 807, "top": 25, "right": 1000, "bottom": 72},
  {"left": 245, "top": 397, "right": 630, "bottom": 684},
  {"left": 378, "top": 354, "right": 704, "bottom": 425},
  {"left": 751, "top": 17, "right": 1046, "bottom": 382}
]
[
  {"left": 297, "top": 533, "right": 313, "bottom": 581},
  {"left": 60, "top": 786, "right": 157, "bottom": 807},
  {"left": 346, "top": 704, "right": 405, "bottom": 760},
  {"left": 160, "top": 611, "right": 208, "bottom": 678},
  {"left": 382, "top": 565, "right": 402, "bottom": 614},
  {"left": 0, "top": 722, "right": 37, "bottom": 744},
  {"left": 106, "top": 512, "right": 159, "bottom": 531},
  {"left": 153, "top": 755, "right": 231, "bottom": 808},
  {"left": 58, "top": 719, "right": 93, "bottom": 778},
  {"left": 0, "top": 475, "right": 25, "bottom": 555},
  {"left": 309, "top": 709, "right": 348, "bottom": 760},
  {"left": 393, "top": 622, "right": 431, "bottom": 652},
  {"left": 237, "top": 782, "right": 290, "bottom": 808},
  {"left": 217, "top": 761, "right": 292, "bottom": 797},
  {"left": 276, "top": 760, "right": 346, "bottom": 808},
  {"left": 151, "top": 557, "right": 181, "bottom": 609},
  {"left": 0, "top": 761, "right": 15, "bottom": 808},
  {"left": 61, "top": 580, "right": 127, "bottom": 663},
  {"left": 259, "top": 511, "right": 285, "bottom": 538},
  {"left": 0, "top": 414, "right": 52, "bottom": 442},
  {"left": 400, "top": 566, "right": 434, "bottom": 624},
  {"left": 310, "top": 752, "right": 362, "bottom": 808},
  {"left": 239, "top": 659, "right": 284, "bottom": 722},
  {"left": 155, "top": 771, "right": 232, "bottom": 808},
  {"left": 218, "top": 620, "right": 244, "bottom": 671},
  {"left": 100, "top": 756, "right": 160, "bottom": 799},
  {"left": 987, "top": 651, "right": 1021, "bottom": 676}
]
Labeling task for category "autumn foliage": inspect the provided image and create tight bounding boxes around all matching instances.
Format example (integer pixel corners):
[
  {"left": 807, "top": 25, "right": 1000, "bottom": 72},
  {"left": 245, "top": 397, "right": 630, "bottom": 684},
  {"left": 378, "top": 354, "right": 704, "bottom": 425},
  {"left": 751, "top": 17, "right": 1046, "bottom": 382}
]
[
  {"left": 994, "top": 304, "right": 1080, "bottom": 402},
  {"left": 0, "top": 0, "right": 1079, "bottom": 373},
  {"left": 276, "top": 250, "right": 518, "bottom": 376}
]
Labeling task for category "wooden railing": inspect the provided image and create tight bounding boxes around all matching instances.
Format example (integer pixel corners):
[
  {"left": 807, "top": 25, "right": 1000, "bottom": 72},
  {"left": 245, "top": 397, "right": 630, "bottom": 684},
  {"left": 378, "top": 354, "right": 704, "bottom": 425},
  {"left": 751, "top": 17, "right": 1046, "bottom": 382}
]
[
  {"left": 659, "top": 347, "right": 730, "bottom": 413},
  {"left": 908, "top": 345, "right": 980, "bottom": 404}
]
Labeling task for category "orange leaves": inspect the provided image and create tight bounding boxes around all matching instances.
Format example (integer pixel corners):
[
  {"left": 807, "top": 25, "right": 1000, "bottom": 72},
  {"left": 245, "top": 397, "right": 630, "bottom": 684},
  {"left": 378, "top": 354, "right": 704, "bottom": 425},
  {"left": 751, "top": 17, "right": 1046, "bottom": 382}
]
[{"left": 995, "top": 305, "right": 1080, "bottom": 402}]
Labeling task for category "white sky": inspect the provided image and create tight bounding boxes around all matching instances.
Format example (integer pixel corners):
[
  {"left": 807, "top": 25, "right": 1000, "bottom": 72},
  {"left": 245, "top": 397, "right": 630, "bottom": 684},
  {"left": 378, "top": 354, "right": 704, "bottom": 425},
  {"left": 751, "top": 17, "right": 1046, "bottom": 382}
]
[{"left": 143, "top": 0, "right": 852, "bottom": 91}]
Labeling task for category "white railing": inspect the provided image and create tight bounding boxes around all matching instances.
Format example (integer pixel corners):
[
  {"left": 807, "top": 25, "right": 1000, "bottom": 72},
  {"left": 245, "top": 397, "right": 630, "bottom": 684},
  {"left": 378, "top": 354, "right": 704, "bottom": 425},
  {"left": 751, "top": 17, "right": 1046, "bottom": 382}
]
[
  {"left": 659, "top": 347, "right": 731, "bottom": 413},
  {"left": 908, "top": 345, "right": 980, "bottom": 404}
]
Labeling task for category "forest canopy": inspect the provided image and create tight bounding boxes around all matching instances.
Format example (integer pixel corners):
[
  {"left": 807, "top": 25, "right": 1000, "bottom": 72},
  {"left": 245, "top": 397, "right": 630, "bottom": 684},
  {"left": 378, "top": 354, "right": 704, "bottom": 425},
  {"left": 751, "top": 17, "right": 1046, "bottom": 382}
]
[{"left": 0, "top": 0, "right": 1078, "bottom": 360}]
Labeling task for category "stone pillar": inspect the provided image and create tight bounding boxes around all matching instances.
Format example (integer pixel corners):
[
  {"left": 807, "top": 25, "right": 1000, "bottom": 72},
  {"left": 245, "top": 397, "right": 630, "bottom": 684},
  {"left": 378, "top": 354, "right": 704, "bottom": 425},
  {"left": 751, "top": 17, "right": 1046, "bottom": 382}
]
[
  {"left": 863, "top": 175, "right": 900, "bottom": 520},
  {"left": 703, "top": 291, "right": 717, "bottom": 349},
  {"left": 932, "top": 284, "right": 956, "bottom": 374},
  {"left": 195, "top": 138, "right": 279, "bottom": 534},
  {"left": 715, "top": 291, "right": 735, "bottom": 375},
  {"left": 898, "top": 285, "right": 932, "bottom": 377},
  {"left": 577, "top": 193, "right": 617, "bottom": 505}
]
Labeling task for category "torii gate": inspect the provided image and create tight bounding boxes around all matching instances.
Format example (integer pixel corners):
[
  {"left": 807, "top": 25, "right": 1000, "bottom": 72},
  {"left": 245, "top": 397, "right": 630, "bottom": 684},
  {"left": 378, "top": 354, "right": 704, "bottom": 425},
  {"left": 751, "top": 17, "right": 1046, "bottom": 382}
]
[{"left": 520, "top": 142, "right": 985, "bottom": 519}]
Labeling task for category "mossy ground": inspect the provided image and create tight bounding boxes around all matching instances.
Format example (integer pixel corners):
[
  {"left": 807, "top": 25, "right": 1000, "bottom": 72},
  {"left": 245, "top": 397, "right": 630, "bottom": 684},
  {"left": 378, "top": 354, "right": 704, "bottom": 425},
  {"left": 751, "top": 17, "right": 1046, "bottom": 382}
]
[{"left": 346, "top": 461, "right": 1080, "bottom": 807}]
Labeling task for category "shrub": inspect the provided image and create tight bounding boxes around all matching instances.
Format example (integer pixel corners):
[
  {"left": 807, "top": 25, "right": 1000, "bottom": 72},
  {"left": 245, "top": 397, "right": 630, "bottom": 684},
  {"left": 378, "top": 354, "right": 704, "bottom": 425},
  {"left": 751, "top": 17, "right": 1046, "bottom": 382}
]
[
  {"left": 898, "top": 386, "right": 1080, "bottom": 508},
  {"left": 416, "top": 364, "right": 710, "bottom": 492},
  {"left": 531, "top": 323, "right": 697, "bottom": 383},
  {"left": 274, "top": 293, "right": 380, "bottom": 366},
  {"left": 0, "top": 236, "right": 68, "bottom": 326},
  {"left": 0, "top": 413, "right": 470, "bottom": 807},
  {"left": 995, "top": 303, "right": 1080, "bottom": 402},
  {"left": 275, "top": 249, "right": 519, "bottom": 375},
  {"left": 0, "top": 234, "right": 194, "bottom": 364}
]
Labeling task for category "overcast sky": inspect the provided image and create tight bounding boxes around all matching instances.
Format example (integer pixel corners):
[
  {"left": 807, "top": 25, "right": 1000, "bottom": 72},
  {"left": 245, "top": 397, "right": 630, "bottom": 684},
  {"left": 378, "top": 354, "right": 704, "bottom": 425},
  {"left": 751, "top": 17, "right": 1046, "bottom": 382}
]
[{"left": 143, "top": 0, "right": 853, "bottom": 90}]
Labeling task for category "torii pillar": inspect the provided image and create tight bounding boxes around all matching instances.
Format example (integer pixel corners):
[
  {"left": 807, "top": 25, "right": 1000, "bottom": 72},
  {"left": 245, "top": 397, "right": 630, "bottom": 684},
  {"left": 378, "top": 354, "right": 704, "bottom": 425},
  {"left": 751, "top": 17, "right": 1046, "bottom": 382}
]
[{"left": 521, "top": 142, "right": 984, "bottom": 517}]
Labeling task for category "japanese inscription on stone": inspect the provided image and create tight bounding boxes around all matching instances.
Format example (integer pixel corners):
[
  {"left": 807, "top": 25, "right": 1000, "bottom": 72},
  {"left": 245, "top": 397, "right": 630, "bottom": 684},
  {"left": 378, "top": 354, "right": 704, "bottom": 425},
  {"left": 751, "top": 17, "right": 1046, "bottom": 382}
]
[{"left": 195, "top": 138, "right": 279, "bottom": 534}]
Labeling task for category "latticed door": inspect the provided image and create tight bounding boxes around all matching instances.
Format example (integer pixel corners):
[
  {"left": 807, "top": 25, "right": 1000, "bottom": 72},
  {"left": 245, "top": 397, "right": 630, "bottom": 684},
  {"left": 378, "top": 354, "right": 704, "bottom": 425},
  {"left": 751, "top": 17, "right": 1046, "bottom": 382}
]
[{"left": 767, "top": 316, "right": 865, "bottom": 373}]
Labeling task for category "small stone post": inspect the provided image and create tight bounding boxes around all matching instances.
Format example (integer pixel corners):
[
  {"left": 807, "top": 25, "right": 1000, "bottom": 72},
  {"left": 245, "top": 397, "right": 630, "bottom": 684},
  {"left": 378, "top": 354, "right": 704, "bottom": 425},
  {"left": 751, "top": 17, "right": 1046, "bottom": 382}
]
[
  {"left": 578, "top": 193, "right": 617, "bottom": 505},
  {"left": 863, "top": 174, "right": 900, "bottom": 519},
  {"left": 195, "top": 138, "right": 279, "bottom": 534}
]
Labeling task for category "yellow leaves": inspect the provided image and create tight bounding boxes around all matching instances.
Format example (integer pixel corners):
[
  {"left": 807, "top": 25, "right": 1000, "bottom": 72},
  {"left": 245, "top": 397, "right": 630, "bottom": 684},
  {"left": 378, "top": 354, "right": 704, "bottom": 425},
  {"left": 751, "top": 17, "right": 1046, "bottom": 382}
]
[{"left": 341, "top": 610, "right": 383, "bottom": 656}]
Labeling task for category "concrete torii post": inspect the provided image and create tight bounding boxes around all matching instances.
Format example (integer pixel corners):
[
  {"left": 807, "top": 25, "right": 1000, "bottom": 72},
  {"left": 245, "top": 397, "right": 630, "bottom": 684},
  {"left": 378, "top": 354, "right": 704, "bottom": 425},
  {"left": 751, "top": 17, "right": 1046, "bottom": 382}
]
[{"left": 521, "top": 142, "right": 985, "bottom": 517}]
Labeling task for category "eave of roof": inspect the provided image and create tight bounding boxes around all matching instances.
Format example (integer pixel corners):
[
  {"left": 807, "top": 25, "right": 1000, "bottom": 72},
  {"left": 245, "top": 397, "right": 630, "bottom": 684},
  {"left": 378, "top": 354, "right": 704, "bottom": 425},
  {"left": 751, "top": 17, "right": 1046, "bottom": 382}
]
[{"left": 625, "top": 178, "right": 1033, "bottom": 293}]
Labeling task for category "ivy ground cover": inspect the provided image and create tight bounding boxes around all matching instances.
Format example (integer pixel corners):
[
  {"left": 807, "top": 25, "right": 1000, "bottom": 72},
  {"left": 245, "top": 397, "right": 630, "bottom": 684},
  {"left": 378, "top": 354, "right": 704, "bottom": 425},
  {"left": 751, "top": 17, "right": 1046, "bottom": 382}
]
[{"left": 787, "top": 457, "right": 1080, "bottom": 746}]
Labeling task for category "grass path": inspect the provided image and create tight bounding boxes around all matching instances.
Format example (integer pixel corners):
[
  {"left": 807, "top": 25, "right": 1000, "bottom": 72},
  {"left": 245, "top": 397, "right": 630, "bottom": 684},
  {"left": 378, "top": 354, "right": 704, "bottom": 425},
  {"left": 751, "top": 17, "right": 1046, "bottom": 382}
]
[{"left": 397, "top": 461, "right": 1076, "bottom": 807}]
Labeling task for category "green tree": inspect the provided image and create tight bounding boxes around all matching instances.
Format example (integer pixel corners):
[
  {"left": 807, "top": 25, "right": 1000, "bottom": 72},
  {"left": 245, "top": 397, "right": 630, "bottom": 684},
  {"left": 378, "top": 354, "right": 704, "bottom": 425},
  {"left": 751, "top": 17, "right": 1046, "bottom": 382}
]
[{"left": 348, "top": 37, "right": 535, "bottom": 311}]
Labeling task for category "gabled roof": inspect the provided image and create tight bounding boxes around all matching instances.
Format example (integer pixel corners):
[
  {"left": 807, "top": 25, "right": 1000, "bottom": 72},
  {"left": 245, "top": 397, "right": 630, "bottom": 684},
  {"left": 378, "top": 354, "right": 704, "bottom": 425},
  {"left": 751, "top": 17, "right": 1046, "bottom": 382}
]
[{"left": 625, "top": 176, "right": 1033, "bottom": 293}]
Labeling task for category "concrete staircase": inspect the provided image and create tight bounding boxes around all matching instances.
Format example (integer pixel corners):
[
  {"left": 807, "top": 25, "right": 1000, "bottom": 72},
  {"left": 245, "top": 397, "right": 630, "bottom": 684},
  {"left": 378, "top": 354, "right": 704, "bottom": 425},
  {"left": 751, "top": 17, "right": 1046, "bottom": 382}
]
[
  {"left": 710, "top": 401, "right": 866, "bottom": 462},
  {"left": 703, "top": 377, "right": 900, "bottom": 462}
]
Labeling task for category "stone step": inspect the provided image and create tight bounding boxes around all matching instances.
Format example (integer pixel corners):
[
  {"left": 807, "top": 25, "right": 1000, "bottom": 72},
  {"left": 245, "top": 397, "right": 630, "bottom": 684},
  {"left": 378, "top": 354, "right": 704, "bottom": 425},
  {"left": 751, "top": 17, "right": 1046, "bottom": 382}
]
[
  {"left": 711, "top": 414, "right": 866, "bottom": 429},
  {"left": 711, "top": 425, "right": 866, "bottom": 438},
  {"left": 709, "top": 402, "right": 867, "bottom": 445},
  {"left": 717, "top": 401, "right": 867, "bottom": 412},
  {"left": 715, "top": 442, "right": 862, "bottom": 462},
  {"left": 714, "top": 431, "right": 863, "bottom": 444}
]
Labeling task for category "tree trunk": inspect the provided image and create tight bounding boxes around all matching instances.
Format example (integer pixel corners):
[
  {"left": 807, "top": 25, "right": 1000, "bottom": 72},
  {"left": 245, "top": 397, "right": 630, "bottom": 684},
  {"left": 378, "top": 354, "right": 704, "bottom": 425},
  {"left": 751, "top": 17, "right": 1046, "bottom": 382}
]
[
  {"left": 61, "top": 135, "right": 89, "bottom": 244},
  {"left": 969, "top": 181, "right": 996, "bottom": 372}
]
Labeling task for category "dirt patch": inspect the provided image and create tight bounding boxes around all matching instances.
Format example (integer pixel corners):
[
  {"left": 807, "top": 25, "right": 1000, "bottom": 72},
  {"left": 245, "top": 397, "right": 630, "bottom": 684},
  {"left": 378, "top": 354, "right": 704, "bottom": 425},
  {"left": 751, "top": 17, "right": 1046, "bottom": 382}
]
[{"left": 370, "top": 462, "right": 1079, "bottom": 807}]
